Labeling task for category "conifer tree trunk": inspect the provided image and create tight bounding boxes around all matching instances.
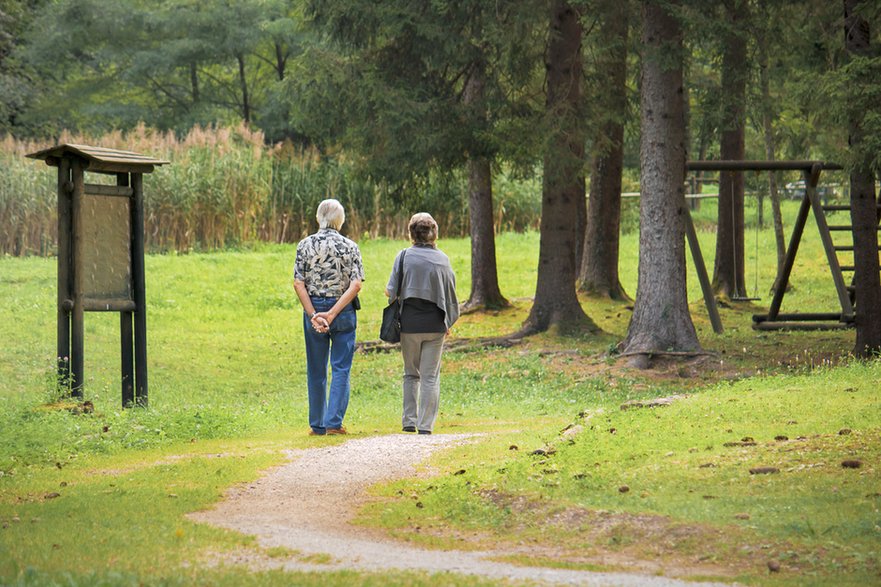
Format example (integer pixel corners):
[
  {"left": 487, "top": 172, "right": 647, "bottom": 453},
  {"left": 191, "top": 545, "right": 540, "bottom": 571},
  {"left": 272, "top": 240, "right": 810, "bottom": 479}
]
[
  {"left": 844, "top": 0, "right": 881, "bottom": 356},
  {"left": 521, "top": 0, "right": 598, "bottom": 335},
  {"left": 757, "top": 26, "right": 788, "bottom": 295},
  {"left": 579, "top": 0, "right": 630, "bottom": 300},
  {"left": 621, "top": 0, "right": 700, "bottom": 356},
  {"left": 712, "top": 0, "right": 749, "bottom": 299},
  {"left": 463, "top": 60, "right": 509, "bottom": 312}
]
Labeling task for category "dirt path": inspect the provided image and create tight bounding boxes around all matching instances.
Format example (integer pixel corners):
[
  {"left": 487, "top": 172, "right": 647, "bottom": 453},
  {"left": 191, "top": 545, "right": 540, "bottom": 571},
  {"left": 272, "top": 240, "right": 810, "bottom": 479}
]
[{"left": 190, "top": 434, "right": 733, "bottom": 586}]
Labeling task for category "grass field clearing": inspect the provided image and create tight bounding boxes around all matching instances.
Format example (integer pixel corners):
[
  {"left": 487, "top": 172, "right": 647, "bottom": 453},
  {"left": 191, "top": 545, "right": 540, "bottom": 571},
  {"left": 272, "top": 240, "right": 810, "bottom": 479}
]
[{"left": 1, "top": 201, "right": 878, "bottom": 585}]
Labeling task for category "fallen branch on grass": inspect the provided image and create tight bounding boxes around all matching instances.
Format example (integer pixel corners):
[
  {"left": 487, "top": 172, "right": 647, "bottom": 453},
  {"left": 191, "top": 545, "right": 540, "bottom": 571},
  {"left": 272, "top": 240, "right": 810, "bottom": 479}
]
[
  {"left": 356, "top": 335, "right": 524, "bottom": 354},
  {"left": 615, "top": 350, "right": 718, "bottom": 358}
]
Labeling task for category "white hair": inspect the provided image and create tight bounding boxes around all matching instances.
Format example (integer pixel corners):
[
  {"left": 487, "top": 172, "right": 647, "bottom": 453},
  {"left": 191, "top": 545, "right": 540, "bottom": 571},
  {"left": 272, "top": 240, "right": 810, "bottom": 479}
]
[{"left": 316, "top": 199, "right": 345, "bottom": 230}]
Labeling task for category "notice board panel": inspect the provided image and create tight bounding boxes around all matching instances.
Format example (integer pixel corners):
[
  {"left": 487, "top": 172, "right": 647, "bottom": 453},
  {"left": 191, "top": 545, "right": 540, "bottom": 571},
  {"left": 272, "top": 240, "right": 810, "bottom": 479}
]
[{"left": 81, "top": 193, "right": 132, "bottom": 300}]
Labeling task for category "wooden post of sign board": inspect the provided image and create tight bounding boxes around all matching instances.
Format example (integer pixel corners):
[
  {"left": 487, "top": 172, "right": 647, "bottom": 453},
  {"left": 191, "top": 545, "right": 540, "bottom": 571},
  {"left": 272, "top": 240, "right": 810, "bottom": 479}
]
[
  {"left": 57, "top": 159, "right": 72, "bottom": 393},
  {"left": 70, "top": 158, "right": 85, "bottom": 398},
  {"left": 118, "top": 172, "right": 135, "bottom": 407},
  {"left": 131, "top": 172, "right": 148, "bottom": 406}
]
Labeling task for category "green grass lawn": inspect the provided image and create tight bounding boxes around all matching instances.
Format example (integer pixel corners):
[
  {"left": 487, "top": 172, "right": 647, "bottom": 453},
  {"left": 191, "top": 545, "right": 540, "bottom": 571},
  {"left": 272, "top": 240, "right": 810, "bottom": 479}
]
[{"left": 1, "top": 200, "right": 879, "bottom": 586}]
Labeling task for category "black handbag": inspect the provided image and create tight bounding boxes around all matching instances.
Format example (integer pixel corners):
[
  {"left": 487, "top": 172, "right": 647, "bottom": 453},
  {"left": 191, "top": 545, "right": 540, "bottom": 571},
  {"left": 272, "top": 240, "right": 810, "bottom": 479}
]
[{"left": 379, "top": 250, "right": 406, "bottom": 343}]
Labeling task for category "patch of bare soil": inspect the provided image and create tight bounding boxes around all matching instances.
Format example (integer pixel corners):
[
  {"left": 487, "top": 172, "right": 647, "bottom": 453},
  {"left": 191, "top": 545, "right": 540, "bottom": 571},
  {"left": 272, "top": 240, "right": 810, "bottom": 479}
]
[
  {"left": 441, "top": 322, "right": 856, "bottom": 392},
  {"left": 475, "top": 489, "right": 765, "bottom": 579},
  {"left": 189, "top": 434, "right": 734, "bottom": 586}
]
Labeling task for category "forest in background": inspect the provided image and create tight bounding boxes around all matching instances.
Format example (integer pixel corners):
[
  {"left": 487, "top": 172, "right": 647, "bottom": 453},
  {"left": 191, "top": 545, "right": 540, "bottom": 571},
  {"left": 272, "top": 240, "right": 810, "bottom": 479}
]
[
  {"left": 1, "top": 0, "right": 880, "bottom": 353},
  {"left": 1, "top": 1, "right": 876, "bottom": 183},
  {"left": 0, "top": 1, "right": 874, "bottom": 252}
]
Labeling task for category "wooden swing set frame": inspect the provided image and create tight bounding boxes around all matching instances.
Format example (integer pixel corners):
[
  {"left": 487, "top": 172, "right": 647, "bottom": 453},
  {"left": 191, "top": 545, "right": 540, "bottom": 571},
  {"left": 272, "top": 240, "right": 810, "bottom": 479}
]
[{"left": 685, "top": 159, "right": 853, "bottom": 333}]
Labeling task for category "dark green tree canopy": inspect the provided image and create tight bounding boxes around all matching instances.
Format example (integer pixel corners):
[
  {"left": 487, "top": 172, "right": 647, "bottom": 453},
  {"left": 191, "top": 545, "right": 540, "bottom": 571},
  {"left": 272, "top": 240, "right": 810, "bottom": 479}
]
[{"left": 285, "top": 0, "right": 546, "bottom": 185}]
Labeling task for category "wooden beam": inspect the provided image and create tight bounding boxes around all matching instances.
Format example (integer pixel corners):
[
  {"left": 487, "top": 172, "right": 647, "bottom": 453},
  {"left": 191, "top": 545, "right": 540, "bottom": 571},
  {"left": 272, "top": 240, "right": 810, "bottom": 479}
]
[
  {"left": 684, "top": 208, "right": 723, "bottom": 334},
  {"left": 84, "top": 184, "right": 134, "bottom": 197},
  {"left": 56, "top": 158, "right": 72, "bottom": 392},
  {"left": 121, "top": 311, "right": 134, "bottom": 407},
  {"left": 70, "top": 159, "right": 85, "bottom": 398},
  {"left": 687, "top": 160, "right": 843, "bottom": 172},
  {"left": 80, "top": 298, "right": 137, "bottom": 312},
  {"left": 766, "top": 186, "right": 814, "bottom": 320},
  {"left": 84, "top": 160, "right": 156, "bottom": 174},
  {"left": 753, "top": 321, "right": 853, "bottom": 331},
  {"left": 131, "top": 173, "right": 148, "bottom": 407},
  {"left": 753, "top": 312, "right": 850, "bottom": 323},
  {"left": 804, "top": 167, "right": 855, "bottom": 320}
]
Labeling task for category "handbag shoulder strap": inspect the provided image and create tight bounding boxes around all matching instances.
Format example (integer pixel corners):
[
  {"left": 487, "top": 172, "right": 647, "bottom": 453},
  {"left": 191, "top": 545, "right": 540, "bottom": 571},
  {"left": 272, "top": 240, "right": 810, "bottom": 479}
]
[{"left": 394, "top": 249, "right": 406, "bottom": 298}]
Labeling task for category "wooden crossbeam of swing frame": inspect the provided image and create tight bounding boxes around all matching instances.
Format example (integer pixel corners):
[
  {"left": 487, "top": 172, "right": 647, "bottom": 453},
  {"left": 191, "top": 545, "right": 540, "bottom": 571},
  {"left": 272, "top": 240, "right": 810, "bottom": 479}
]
[{"left": 686, "top": 160, "right": 849, "bottom": 332}]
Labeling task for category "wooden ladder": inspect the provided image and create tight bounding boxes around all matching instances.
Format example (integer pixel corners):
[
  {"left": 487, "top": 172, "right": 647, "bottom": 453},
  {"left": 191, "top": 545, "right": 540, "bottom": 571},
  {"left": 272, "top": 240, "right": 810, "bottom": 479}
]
[
  {"left": 822, "top": 203, "right": 879, "bottom": 308},
  {"left": 753, "top": 165, "right": 864, "bottom": 331}
]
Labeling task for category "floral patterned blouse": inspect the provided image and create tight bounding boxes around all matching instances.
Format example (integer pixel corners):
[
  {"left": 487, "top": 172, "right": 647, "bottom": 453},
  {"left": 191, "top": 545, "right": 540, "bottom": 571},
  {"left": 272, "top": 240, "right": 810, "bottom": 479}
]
[{"left": 294, "top": 228, "right": 365, "bottom": 297}]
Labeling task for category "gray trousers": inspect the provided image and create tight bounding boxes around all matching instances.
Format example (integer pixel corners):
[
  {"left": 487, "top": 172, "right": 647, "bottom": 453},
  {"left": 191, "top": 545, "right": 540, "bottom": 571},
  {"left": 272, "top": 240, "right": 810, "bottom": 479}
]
[{"left": 400, "top": 332, "right": 446, "bottom": 432}]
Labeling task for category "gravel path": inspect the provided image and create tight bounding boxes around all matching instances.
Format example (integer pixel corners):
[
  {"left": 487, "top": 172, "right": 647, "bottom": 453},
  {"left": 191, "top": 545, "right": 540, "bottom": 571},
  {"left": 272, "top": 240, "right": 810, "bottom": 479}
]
[{"left": 190, "top": 433, "right": 733, "bottom": 586}]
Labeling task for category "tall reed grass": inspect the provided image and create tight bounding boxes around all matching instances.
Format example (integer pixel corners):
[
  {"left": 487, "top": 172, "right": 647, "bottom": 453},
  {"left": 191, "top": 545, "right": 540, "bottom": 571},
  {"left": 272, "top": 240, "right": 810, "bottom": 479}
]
[{"left": 0, "top": 125, "right": 542, "bottom": 256}]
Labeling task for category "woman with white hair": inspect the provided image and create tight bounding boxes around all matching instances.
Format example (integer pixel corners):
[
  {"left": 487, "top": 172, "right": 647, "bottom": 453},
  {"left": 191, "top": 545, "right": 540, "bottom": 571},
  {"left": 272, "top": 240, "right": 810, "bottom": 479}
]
[
  {"left": 293, "top": 199, "right": 363, "bottom": 436},
  {"left": 385, "top": 213, "right": 458, "bottom": 435}
]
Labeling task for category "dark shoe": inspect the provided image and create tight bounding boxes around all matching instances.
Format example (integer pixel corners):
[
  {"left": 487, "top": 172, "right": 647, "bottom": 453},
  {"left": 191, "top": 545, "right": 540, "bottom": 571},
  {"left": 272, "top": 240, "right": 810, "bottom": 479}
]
[
  {"left": 326, "top": 427, "right": 348, "bottom": 435},
  {"left": 417, "top": 429, "right": 431, "bottom": 435},
  {"left": 309, "top": 429, "right": 325, "bottom": 436},
  {"left": 402, "top": 426, "right": 416, "bottom": 433}
]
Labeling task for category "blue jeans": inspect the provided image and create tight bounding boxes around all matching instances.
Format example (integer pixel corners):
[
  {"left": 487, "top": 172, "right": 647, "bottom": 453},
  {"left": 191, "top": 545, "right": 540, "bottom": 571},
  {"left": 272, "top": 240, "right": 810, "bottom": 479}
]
[{"left": 303, "top": 297, "right": 357, "bottom": 433}]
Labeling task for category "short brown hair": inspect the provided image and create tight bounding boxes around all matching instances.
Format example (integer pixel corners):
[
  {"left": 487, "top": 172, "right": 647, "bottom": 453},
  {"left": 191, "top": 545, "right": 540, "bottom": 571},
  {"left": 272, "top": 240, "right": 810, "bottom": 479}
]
[{"left": 408, "top": 212, "right": 438, "bottom": 245}]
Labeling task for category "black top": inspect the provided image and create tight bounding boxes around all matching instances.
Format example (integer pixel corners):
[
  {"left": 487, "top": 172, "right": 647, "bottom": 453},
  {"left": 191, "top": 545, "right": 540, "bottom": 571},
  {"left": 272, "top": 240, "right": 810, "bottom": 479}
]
[{"left": 400, "top": 297, "right": 446, "bottom": 333}]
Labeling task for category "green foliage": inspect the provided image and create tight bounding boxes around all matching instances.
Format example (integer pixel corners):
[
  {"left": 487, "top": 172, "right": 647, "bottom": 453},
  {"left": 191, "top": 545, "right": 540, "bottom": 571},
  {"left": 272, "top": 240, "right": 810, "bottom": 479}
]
[
  {"left": 0, "top": 0, "right": 42, "bottom": 135},
  {"left": 0, "top": 0, "right": 874, "bottom": 199},
  {"left": 492, "top": 169, "right": 542, "bottom": 233},
  {"left": 7, "top": 0, "right": 311, "bottom": 138},
  {"left": 287, "top": 0, "right": 546, "bottom": 183},
  {"left": 820, "top": 54, "right": 881, "bottom": 173}
]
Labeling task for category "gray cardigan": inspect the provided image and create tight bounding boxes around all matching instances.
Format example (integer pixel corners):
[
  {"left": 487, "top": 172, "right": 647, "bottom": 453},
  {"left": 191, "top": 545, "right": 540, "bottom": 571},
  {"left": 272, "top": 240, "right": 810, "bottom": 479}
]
[{"left": 386, "top": 245, "right": 459, "bottom": 330}]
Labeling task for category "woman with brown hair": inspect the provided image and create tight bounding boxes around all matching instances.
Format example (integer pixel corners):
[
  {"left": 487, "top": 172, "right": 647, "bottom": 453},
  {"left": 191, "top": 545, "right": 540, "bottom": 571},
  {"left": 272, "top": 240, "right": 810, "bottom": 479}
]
[{"left": 385, "top": 213, "right": 458, "bottom": 435}]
